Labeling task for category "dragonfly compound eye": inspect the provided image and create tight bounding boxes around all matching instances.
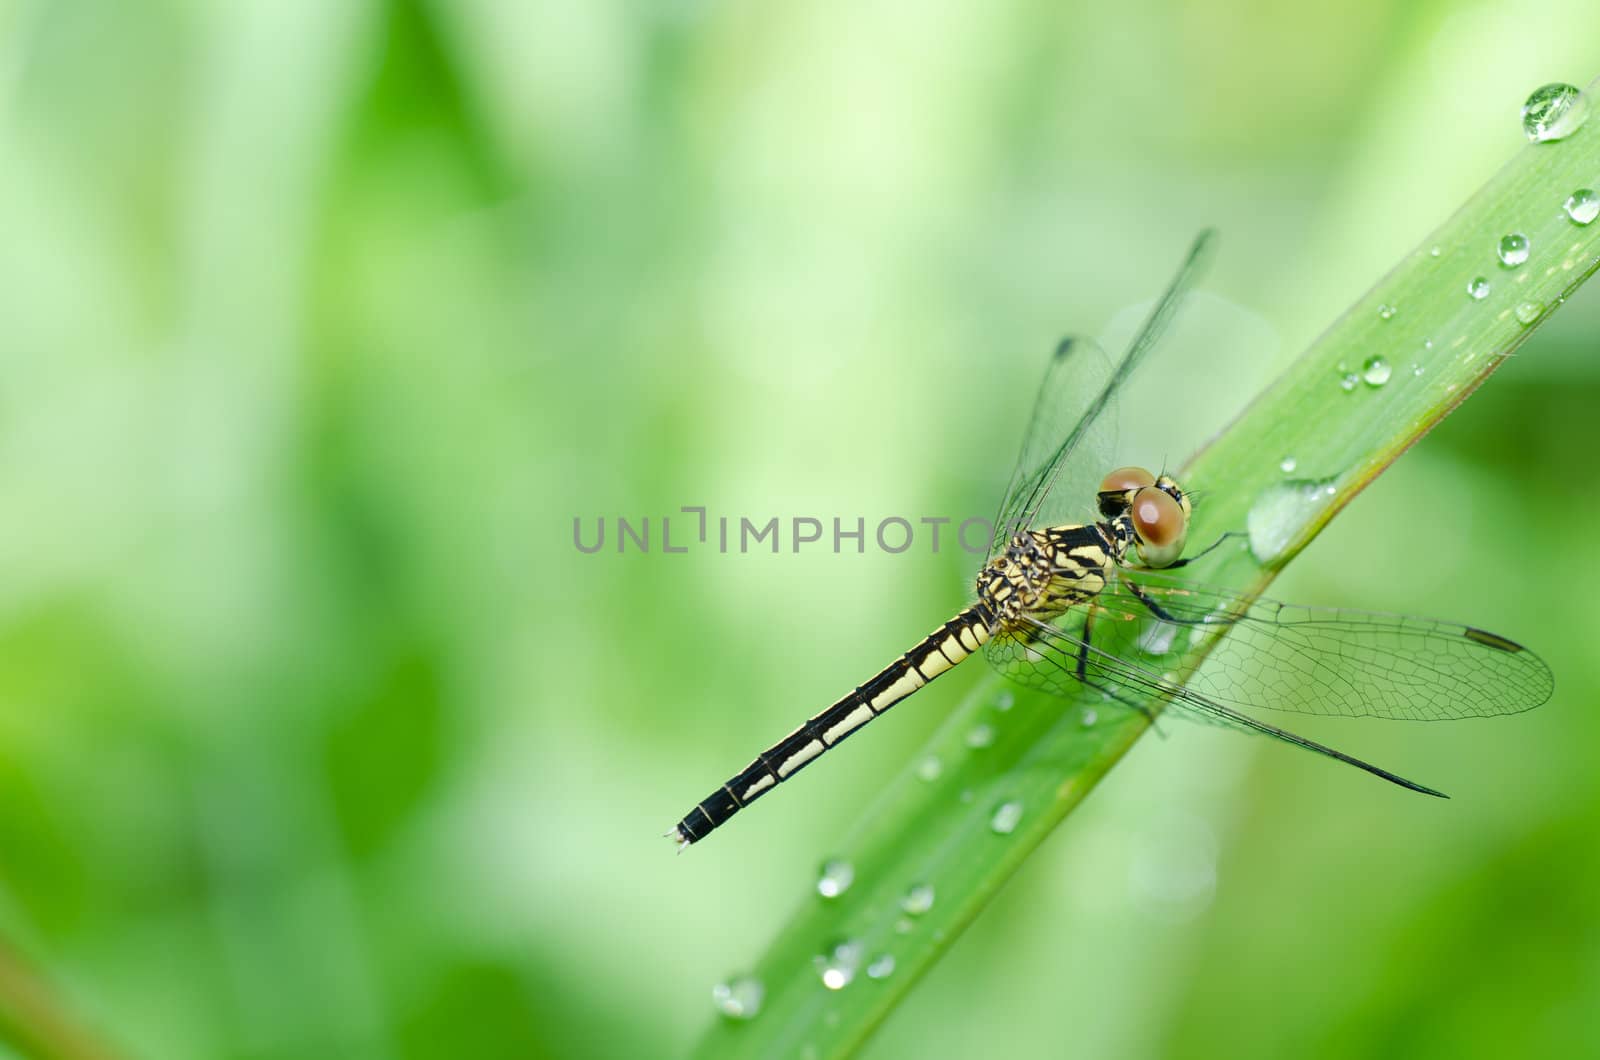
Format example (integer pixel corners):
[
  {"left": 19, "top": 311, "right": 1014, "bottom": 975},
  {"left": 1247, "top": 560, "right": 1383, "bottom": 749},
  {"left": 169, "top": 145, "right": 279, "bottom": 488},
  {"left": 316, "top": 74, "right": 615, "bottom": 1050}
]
[
  {"left": 1098, "top": 466, "right": 1158, "bottom": 518},
  {"left": 1100, "top": 466, "right": 1156, "bottom": 494},
  {"left": 1131, "top": 486, "right": 1187, "bottom": 568}
]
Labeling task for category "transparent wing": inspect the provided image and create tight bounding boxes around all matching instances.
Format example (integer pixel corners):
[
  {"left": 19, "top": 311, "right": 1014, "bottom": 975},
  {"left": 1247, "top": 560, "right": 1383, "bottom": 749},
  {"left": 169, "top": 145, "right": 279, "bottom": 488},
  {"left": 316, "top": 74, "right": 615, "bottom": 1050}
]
[
  {"left": 987, "top": 230, "right": 1218, "bottom": 560},
  {"left": 986, "top": 568, "right": 1553, "bottom": 723},
  {"left": 987, "top": 334, "right": 1116, "bottom": 558},
  {"left": 986, "top": 615, "right": 1452, "bottom": 796},
  {"left": 1088, "top": 570, "right": 1554, "bottom": 719}
]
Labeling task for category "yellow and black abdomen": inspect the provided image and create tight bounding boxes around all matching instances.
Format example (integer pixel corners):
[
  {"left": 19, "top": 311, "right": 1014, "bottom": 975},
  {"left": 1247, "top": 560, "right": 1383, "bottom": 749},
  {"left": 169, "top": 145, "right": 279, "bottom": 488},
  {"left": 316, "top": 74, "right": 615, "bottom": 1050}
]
[{"left": 671, "top": 605, "right": 995, "bottom": 845}]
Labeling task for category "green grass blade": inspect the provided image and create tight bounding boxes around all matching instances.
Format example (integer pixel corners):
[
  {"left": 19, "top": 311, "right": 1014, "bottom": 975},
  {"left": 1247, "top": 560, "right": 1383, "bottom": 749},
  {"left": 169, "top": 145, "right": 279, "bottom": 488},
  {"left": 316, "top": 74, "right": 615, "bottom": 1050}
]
[{"left": 692, "top": 78, "right": 1600, "bottom": 1060}]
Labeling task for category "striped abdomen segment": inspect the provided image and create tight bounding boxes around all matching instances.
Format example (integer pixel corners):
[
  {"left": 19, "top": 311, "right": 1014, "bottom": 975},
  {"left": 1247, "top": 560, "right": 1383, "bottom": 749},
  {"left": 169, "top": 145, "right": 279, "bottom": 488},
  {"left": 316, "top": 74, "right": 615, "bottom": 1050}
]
[{"left": 671, "top": 604, "right": 995, "bottom": 846}]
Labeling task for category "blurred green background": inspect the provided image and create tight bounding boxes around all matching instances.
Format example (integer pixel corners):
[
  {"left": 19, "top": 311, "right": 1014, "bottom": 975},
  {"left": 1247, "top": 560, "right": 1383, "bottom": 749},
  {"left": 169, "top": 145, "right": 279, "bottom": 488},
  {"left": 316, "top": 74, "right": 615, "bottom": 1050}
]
[{"left": 1, "top": 2, "right": 1599, "bottom": 1058}]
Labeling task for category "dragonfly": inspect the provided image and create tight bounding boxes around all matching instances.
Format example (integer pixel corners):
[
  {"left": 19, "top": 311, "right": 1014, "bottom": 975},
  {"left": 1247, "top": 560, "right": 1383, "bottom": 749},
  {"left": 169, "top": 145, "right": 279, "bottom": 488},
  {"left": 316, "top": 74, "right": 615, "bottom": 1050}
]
[{"left": 668, "top": 230, "right": 1554, "bottom": 849}]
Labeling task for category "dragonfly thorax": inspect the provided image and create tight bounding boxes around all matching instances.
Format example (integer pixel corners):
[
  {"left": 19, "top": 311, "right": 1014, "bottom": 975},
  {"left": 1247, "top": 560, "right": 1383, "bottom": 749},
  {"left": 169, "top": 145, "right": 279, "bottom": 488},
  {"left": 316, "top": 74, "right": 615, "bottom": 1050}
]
[{"left": 977, "top": 528, "right": 1113, "bottom": 628}]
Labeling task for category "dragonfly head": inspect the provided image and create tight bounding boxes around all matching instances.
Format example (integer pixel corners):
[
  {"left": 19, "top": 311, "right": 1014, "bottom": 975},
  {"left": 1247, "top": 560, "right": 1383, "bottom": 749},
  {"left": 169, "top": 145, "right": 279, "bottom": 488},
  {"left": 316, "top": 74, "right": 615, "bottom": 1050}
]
[{"left": 1097, "top": 466, "right": 1191, "bottom": 568}]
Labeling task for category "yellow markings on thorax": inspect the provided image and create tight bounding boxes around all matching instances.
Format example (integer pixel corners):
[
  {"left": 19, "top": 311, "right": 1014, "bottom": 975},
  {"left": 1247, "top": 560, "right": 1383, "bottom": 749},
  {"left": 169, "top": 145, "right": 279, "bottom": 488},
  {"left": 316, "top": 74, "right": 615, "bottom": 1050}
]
[
  {"left": 1062, "top": 542, "right": 1108, "bottom": 566},
  {"left": 1044, "top": 542, "right": 1110, "bottom": 598}
]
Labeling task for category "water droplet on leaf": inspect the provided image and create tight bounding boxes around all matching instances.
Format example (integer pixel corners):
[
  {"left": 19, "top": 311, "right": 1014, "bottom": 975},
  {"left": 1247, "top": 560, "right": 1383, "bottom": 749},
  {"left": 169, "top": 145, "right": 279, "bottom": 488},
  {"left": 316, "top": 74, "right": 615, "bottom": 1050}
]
[
  {"left": 1497, "top": 233, "right": 1530, "bottom": 267},
  {"left": 816, "top": 859, "right": 854, "bottom": 899},
  {"left": 1522, "top": 82, "right": 1589, "bottom": 142},
  {"left": 1565, "top": 188, "right": 1599, "bottom": 224},
  {"left": 1467, "top": 276, "right": 1491, "bottom": 301},
  {"left": 713, "top": 976, "right": 764, "bottom": 1020},
  {"left": 814, "top": 940, "right": 864, "bottom": 991},
  {"left": 901, "top": 883, "right": 936, "bottom": 916},
  {"left": 990, "top": 800, "right": 1024, "bottom": 835},
  {"left": 1361, "top": 355, "right": 1391, "bottom": 387},
  {"left": 1247, "top": 478, "right": 1340, "bottom": 565}
]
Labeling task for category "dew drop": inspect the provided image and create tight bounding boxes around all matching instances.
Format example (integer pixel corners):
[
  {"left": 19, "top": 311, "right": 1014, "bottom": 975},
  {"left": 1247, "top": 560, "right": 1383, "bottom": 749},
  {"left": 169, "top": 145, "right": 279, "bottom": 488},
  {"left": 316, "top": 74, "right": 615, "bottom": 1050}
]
[
  {"left": 1361, "top": 355, "right": 1392, "bottom": 387},
  {"left": 1338, "top": 372, "right": 1359, "bottom": 392},
  {"left": 1247, "top": 478, "right": 1340, "bottom": 566},
  {"left": 1497, "top": 233, "right": 1530, "bottom": 267},
  {"left": 1411, "top": 362, "right": 1425, "bottom": 377},
  {"left": 990, "top": 800, "right": 1024, "bottom": 835},
  {"left": 894, "top": 917, "right": 915, "bottom": 934},
  {"left": 1514, "top": 300, "right": 1543, "bottom": 324},
  {"left": 994, "top": 690, "right": 1014, "bottom": 712},
  {"left": 814, "top": 940, "right": 864, "bottom": 991},
  {"left": 816, "top": 859, "right": 854, "bottom": 899},
  {"left": 1564, "top": 188, "right": 1600, "bottom": 224},
  {"left": 1279, "top": 456, "right": 1297, "bottom": 473},
  {"left": 866, "top": 954, "right": 896, "bottom": 980},
  {"left": 1522, "top": 82, "right": 1589, "bottom": 143},
  {"left": 901, "top": 883, "right": 936, "bottom": 916},
  {"left": 1429, "top": 245, "right": 1442, "bottom": 258},
  {"left": 1377, "top": 302, "right": 1396, "bottom": 321},
  {"left": 1081, "top": 707, "right": 1098, "bottom": 727},
  {"left": 1137, "top": 619, "right": 1179, "bottom": 656},
  {"left": 712, "top": 976, "right": 765, "bottom": 1020},
  {"left": 965, "top": 723, "right": 995, "bottom": 748},
  {"left": 916, "top": 755, "right": 942, "bottom": 782},
  {"left": 1467, "top": 276, "right": 1491, "bottom": 301}
]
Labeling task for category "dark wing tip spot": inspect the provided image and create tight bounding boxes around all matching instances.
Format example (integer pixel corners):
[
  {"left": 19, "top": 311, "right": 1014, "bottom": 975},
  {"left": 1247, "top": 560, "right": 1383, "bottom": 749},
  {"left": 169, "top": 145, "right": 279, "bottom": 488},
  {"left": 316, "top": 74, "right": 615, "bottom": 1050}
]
[
  {"left": 1053, "top": 336, "right": 1076, "bottom": 360},
  {"left": 1464, "top": 627, "right": 1526, "bottom": 653}
]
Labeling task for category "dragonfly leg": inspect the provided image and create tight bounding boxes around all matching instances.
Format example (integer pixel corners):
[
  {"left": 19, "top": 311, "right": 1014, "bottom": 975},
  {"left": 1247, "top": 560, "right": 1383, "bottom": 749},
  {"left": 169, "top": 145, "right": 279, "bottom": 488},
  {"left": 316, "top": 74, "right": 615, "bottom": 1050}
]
[
  {"left": 1079, "top": 608, "right": 1164, "bottom": 734},
  {"left": 1121, "top": 578, "right": 1209, "bottom": 625},
  {"left": 1159, "top": 530, "right": 1247, "bottom": 570}
]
